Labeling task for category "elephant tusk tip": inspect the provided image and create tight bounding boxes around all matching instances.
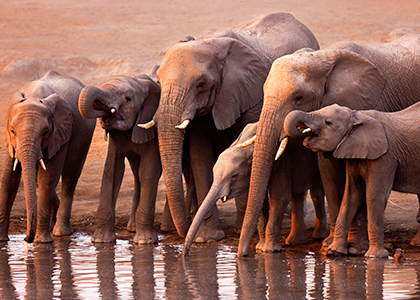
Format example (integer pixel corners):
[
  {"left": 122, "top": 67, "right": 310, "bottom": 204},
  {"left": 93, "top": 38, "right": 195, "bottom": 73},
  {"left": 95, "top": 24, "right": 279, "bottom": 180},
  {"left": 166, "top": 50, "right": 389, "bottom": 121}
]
[
  {"left": 236, "top": 135, "right": 256, "bottom": 148},
  {"left": 175, "top": 119, "right": 190, "bottom": 130},
  {"left": 137, "top": 120, "right": 155, "bottom": 129},
  {"left": 39, "top": 159, "right": 46, "bottom": 170},
  {"left": 13, "top": 158, "right": 18, "bottom": 171},
  {"left": 302, "top": 127, "right": 312, "bottom": 134},
  {"left": 221, "top": 196, "right": 228, "bottom": 203},
  {"left": 110, "top": 108, "right": 116, "bottom": 114},
  {"left": 275, "top": 137, "right": 289, "bottom": 160}
]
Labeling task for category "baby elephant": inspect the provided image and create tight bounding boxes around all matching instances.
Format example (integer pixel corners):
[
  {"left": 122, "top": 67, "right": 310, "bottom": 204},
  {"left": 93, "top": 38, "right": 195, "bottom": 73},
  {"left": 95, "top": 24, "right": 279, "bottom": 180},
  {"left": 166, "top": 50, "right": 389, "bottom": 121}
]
[
  {"left": 285, "top": 103, "right": 420, "bottom": 258},
  {"left": 0, "top": 70, "right": 96, "bottom": 243},
  {"left": 183, "top": 122, "right": 328, "bottom": 255},
  {"left": 79, "top": 70, "right": 161, "bottom": 244}
]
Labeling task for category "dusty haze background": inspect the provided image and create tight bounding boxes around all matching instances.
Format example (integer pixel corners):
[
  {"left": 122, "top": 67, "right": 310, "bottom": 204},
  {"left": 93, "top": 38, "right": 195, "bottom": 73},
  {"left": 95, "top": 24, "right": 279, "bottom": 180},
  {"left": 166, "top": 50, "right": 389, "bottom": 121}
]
[{"left": 0, "top": 0, "right": 419, "bottom": 252}]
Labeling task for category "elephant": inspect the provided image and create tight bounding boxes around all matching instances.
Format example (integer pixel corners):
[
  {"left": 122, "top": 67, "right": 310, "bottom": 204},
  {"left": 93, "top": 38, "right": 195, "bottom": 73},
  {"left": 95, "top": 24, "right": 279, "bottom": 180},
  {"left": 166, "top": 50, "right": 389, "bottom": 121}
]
[
  {"left": 138, "top": 12, "right": 320, "bottom": 242},
  {"left": 78, "top": 70, "right": 162, "bottom": 244},
  {"left": 237, "top": 32, "right": 420, "bottom": 257},
  {"left": 0, "top": 70, "right": 96, "bottom": 243},
  {"left": 284, "top": 103, "right": 420, "bottom": 258},
  {"left": 183, "top": 122, "right": 328, "bottom": 255}
]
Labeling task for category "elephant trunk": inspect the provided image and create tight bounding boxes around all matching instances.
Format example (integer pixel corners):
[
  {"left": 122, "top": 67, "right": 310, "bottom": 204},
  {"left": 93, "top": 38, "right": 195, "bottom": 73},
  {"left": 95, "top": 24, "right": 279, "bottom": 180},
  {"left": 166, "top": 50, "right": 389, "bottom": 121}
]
[
  {"left": 183, "top": 183, "right": 223, "bottom": 256},
  {"left": 157, "top": 102, "right": 190, "bottom": 238},
  {"left": 237, "top": 101, "right": 290, "bottom": 257},
  {"left": 78, "top": 86, "right": 111, "bottom": 119},
  {"left": 19, "top": 146, "right": 39, "bottom": 243},
  {"left": 284, "top": 110, "right": 314, "bottom": 137}
]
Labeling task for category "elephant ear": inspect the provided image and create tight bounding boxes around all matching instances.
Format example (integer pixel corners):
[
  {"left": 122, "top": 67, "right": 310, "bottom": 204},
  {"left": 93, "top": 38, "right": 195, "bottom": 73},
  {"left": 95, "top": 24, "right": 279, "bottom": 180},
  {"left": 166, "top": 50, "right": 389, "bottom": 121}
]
[
  {"left": 333, "top": 110, "right": 388, "bottom": 160},
  {"left": 131, "top": 77, "right": 160, "bottom": 144},
  {"left": 212, "top": 38, "right": 269, "bottom": 130},
  {"left": 321, "top": 49, "right": 386, "bottom": 110},
  {"left": 43, "top": 94, "right": 73, "bottom": 159}
]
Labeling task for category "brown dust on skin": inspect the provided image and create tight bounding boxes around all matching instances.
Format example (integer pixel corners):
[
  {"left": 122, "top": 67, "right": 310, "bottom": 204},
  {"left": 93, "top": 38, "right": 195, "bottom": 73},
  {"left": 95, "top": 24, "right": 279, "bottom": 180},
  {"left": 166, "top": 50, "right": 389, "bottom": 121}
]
[{"left": 0, "top": 0, "right": 420, "bottom": 257}]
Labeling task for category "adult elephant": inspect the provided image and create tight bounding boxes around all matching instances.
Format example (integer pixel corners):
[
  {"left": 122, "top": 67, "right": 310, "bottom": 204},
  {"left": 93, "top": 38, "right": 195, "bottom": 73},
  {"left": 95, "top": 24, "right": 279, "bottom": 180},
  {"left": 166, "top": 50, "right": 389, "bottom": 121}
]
[
  {"left": 139, "top": 12, "right": 320, "bottom": 241},
  {"left": 0, "top": 70, "right": 96, "bottom": 243},
  {"left": 78, "top": 70, "right": 162, "bottom": 244},
  {"left": 237, "top": 32, "right": 420, "bottom": 257}
]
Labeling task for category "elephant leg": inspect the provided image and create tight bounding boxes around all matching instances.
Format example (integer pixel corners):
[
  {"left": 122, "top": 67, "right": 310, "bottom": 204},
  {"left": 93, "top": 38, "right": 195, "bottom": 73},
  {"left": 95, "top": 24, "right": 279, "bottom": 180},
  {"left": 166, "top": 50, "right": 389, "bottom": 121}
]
[
  {"left": 318, "top": 153, "right": 346, "bottom": 249},
  {"left": 416, "top": 195, "right": 420, "bottom": 223},
  {"left": 161, "top": 197, "right": 176, "bottom": 232},
  {"left": 310, "top": 180, "right": 329, "bottom": 240},
  {"left": 92, "top": 140, "right": 125, "bottom": 243},
  {"left": 0, "top": 156, "right": 21, "bottom": 241},
  {"left": 364, "top": 172, "right": 393, "bottom": 258},
  {"left": 234, "top": 193, "right": 248, "bottom": 234},
  {"left": 286, "top": 192, "right": 309, "bottom": 245},
  {"left": 262, "top": 171, "right": 291, "bottom": 252},
  {"left": 133, "top": 144, "right": 161, "bottom": 245},
  {"left": 255, "top": 195, "right": 269, "bottom": 251},
  {"left": 49, "top": 193, "right": 59, "bottom": 231},
  {"left": 127, "top": 159, "right": 140, "bottom": 233},
  {"left": 189, "top": 132, "right": 224, "bottom": 243},
  {"left": 328, "top": 173, "right": 365, "bottom": 256}
]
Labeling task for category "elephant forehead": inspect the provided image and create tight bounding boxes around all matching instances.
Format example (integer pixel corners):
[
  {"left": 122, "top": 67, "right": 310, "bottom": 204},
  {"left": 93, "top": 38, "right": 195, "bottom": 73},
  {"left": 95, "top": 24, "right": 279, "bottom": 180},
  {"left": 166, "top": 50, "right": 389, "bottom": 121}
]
[{"left": 163, "top": 42, "right": 217, "bottom": 68}]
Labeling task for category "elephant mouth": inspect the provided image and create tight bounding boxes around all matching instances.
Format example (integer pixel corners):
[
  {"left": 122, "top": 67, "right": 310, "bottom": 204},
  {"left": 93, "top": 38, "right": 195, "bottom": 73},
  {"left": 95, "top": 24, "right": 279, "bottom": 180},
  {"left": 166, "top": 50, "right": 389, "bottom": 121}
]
[
  {"left": 92, "top": 101, "right": 118, "bottom": 125},
  {"left": 296, "top": 122, "right": 318, "bottom": 143}
]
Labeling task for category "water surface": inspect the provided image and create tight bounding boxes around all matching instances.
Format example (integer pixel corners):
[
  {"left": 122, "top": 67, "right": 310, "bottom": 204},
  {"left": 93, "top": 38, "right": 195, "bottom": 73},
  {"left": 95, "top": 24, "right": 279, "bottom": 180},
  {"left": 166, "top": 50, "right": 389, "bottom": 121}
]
[{"left": 1, "top": 233, "right": 420, "bottom": 299}]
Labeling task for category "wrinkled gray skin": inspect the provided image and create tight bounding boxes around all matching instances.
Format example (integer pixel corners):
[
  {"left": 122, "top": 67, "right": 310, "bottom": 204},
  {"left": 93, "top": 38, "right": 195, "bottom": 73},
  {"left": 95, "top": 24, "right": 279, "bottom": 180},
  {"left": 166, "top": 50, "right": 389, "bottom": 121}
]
[
  {"left": 183, "top": 122, "right": 328, "bottom": 255},
  {"left": 284, "top": 103, "right": 420, "bottom": 258},
  {"left": 78, "top": 70, "right": 161, "bottom": 244},
  {"left": 0, "top": 70, "right": 96, "bottom": 243},
  {"left": 151, "top": 12, "right": 320, "bottom": 242},
  {"left": 238, "top": 32, "right": 420, "bottom": 257}
]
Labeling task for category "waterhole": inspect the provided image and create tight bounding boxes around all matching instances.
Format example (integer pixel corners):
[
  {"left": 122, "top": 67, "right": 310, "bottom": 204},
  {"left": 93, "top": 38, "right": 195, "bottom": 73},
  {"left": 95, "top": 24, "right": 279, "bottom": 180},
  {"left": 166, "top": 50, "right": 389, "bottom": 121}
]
[{"left": 1, "top": 233, "right": 420, "bottom": 299}]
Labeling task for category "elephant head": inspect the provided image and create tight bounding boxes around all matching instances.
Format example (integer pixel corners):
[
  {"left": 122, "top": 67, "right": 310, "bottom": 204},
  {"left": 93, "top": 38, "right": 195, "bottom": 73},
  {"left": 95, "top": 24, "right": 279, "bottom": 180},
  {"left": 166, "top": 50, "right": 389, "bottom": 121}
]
[
  {"left": 78, "top": 74, "right": 160, "bottom": 143},
  {"left": 284, "top": 104, "right": 388, "bottom": 160},
  {"left": 144, "top": 38, "right": 269, "bottom": 237},
  {"left": 183, "top": 122, "right": 257, "bottom": 255},
  {"left": 5, "top": 81, "right": 74, "bottom": 242},
  {"left": 237, "top": 47, "right": 386, "bottom": 256}
]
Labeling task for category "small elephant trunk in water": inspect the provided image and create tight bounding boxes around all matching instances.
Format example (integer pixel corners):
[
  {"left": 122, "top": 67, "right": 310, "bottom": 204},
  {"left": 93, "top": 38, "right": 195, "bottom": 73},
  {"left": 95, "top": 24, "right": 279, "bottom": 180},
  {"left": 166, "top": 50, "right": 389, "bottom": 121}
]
[{"left": 183, "top": 184, "right": 223, "bottom": 256}]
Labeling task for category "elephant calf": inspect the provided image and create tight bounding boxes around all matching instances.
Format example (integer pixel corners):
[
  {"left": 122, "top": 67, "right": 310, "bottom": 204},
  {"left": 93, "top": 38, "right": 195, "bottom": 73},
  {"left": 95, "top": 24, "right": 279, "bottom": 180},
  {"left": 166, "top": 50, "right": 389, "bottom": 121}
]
[
  {"left": 79, "top": 70, "right": 162, "bottom": 244},
  {"left": 0, "top": 70, "right": 96, "bottom": 243},
  {"left": 183, "top": 122, "right": 328, "bottom": 255},
  {"left": 285, "top": 103, "right": 420, "bottom": 258}
]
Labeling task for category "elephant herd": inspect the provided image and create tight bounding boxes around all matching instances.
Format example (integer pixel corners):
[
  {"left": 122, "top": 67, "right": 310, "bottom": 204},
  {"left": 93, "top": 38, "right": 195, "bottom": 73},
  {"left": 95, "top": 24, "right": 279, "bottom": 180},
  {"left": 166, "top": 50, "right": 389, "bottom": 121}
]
[{"left": 1, "top": 12, "right": 420, "bottom": 259}]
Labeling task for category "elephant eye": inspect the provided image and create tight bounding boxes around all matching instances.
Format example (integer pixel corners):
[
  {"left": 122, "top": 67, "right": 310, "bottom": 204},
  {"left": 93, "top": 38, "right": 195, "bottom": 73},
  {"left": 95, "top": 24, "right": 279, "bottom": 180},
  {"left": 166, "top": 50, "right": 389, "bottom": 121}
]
[
  {"left": 197, "top": 81, "right": 205, "bottom": 89},
  {"left": 232, "top": 173, "right": 238, "bottom": 179},
  {"left": 42, "top": 129, "right": 49, "bottom": 137},
  {"left": 10, "top": 129, "right": 15, "bottom": 136},
  {"left": 325, "top": 120, "right": 332, "bottom": 126},
  {"left": 125, "top": 96, "right": 132, "bottom": 102},
  {"left": 295, "top": 94, "right": 303, "bottom": 102}
]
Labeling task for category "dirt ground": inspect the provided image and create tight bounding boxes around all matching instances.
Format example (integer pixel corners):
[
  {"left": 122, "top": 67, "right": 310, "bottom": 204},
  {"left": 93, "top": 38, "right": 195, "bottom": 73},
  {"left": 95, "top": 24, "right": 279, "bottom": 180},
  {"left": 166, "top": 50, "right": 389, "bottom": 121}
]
[{"left": 0, "top": 0, "right": 419, "bottom": 255}]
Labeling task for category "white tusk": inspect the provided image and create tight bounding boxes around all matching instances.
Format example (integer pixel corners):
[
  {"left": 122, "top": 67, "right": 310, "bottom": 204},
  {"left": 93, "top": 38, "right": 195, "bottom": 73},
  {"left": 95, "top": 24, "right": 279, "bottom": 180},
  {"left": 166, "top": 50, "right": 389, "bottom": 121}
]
[
  {"left": 39, "top": 159, "right": 46, "bottom": 171},
  {"left": 137, "top": 120, "right": 155, "bottom": 129},
  {"left": 221, "top": 196, "right": 228, "bottom": 203},
  {"left": 275, "top": 137, "right": 289, "bottom": 160},
  {"left": 302, "top": 128, "right": 312, "bottom": 134},
  {"left": 175, "top": 119, "right": 190, "bottom": 130},
  {"left": 13, "top": 159, "right": 18, "bottom": 171},
  {"left": 236, "top": 135, "right": 256, "bottom": 148},
  {"left": 110, "top": 108, "right": 116, "bottom": 114}
]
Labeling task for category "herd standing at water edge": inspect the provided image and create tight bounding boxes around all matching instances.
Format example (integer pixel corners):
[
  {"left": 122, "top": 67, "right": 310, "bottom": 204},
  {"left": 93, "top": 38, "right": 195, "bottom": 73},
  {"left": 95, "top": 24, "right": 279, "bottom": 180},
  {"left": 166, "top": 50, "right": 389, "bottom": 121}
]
[{"left": 1, "top": 12, "right": 420, "bottom": 259}]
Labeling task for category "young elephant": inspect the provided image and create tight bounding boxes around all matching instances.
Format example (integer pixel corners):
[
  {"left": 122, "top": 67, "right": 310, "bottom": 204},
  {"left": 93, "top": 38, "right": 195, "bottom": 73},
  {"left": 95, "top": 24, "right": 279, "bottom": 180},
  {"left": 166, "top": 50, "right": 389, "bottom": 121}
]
[
  {"left": 183, "top": 122, "right": 328, "bottom": 255},
  {"left": 0, "top": 70, "right": 96, "bottom": 243},
  {"left": 284, "top": 103, "right": 420, "bottom": 258},
  {"left": 78, "top": 70, "right": 161, "bottom": 244}
]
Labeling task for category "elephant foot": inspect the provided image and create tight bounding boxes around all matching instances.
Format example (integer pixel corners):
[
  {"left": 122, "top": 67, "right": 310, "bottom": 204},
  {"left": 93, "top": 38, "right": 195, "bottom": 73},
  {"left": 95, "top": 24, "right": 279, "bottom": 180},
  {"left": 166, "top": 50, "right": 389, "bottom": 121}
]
[
  {"left": 126, "top": 219, "right": 136, "bottom": 232},
  {"left": 52, "top": 222, "right": 73, "bottom": 237},
  {"left": 327, "top": 241, "right": 348, "bottom": 256},
  {"left": 365, "top": 246, "right": 389, "bottom": 258},
  {"left": 319, "top": 233, "right": 335, "bottom": 255},
  {"left": 194, "top": 227, "right": 225, "bottom": 243},
  {"left": 34, "top": 232, "right": 54, "bottom": 243},
  {"left": 410, "top": 228, "right": 420, "bottom": 246},
  {"left": 234, "top": 220, "right": 242, "bottom": 235},
  {"left": 134, "top": 229, "right": 158, "bottom": 245},
  {"left": 348, "top": 239, "right": 369, "bottom": 255},
  {"left": 259, "top": 240, "right": 283, "bottom": 253},
  {"left": 160, "top": 218, "right": 176, "bottom": 232},
  {"left": 92, "top": 228, "right": 116, "bottom": 243},
  {"left": 255, "top": 237, "right": 266, "bottom": 252},
  {"left": 313, "top": 224, "right": 329, "bottom": 240},
  {"left": 285, "top": 232, "right": 309, "bottom": 245}
]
